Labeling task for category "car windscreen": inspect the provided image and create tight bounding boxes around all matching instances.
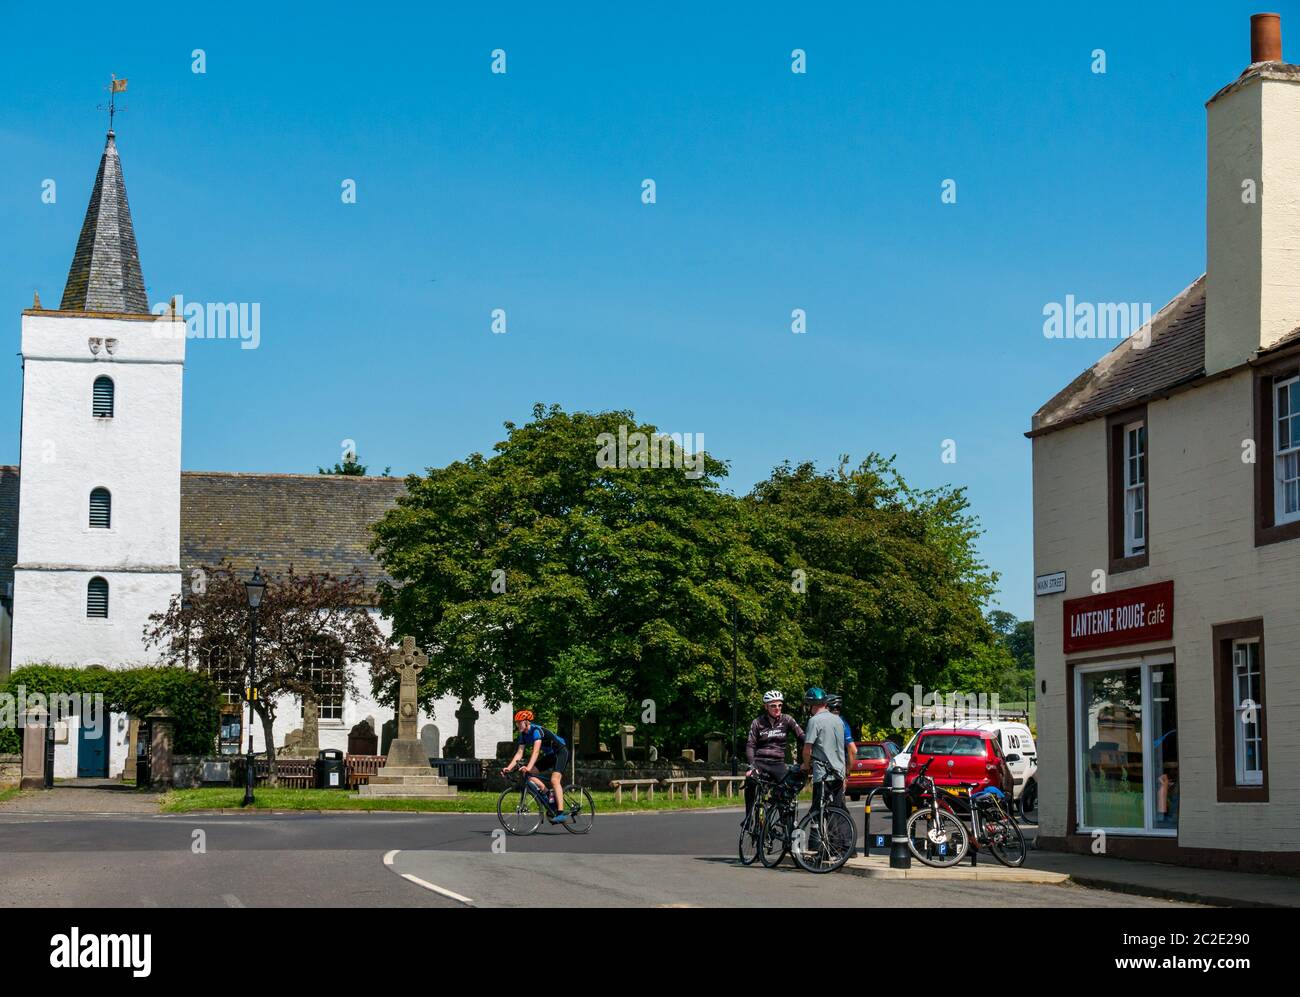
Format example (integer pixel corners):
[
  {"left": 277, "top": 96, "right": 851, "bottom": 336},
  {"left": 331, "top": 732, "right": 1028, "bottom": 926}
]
[{"left": 917, "top": 734, "right": 985, "bottom": 757}]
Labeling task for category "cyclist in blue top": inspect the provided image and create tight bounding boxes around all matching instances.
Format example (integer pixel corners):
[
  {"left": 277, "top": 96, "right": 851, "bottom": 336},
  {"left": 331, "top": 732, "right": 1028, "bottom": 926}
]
[
  {"left": 826, "top": 695, "right": 856, "bottom": 810},
  {"left": 502, "top": 709, "right": 570, "bottom": 823}
]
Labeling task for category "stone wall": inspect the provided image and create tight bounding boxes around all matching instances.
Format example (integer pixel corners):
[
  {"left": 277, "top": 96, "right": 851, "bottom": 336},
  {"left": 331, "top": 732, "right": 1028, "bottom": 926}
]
[
  {"left": 480, "top": 759, "right": 737, "bottom": 792},
  {"left": 0, "top": 753, "right": 20, "bottom": 786},
  {"left": 171, "top": 755, "right": 235, "bottom": 789}
]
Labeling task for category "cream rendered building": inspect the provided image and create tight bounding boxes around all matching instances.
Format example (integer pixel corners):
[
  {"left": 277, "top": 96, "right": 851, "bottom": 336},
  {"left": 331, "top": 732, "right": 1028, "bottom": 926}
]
[{"left": 1029, "top": 15, "right": 1300, "bottom": 872}]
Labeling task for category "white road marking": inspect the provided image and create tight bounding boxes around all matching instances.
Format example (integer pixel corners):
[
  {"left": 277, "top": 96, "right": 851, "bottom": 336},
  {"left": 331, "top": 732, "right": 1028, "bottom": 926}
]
[
  {"left": 400, "top": 873, "right": 475, "bottom": 906},
  {"left": 383, "top": 850, "right": 474, "bottom": 905},
  {"left": 222, "top": 893, "right": 245, "bottom": 908}
]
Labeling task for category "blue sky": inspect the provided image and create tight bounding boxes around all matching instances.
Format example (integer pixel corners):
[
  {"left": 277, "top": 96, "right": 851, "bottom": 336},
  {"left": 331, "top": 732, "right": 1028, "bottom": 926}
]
[{"left": 1, "top": 0, "right": 1291, "bottom": 620}]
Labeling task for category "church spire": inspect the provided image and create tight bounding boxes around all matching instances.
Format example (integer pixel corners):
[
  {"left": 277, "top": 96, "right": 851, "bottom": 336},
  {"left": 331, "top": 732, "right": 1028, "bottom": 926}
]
[{"left": 59, "top": 131, "right": 149, "bottom": 314}]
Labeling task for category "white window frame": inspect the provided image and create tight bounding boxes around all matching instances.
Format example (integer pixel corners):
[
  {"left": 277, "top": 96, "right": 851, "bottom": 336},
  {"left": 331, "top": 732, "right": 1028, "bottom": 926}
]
[
  {"left": 1122, "top": 420, "right": 1147, "bottom": 556},
  {"left": 302, "top": 653, "right": 345, "bottom": 721},
  {"left": 1274, "top": 375, "right": 1300, "bottom": 526},
  {"left": 1232, "top": 638, "right": 1264, "bottom": 786}
]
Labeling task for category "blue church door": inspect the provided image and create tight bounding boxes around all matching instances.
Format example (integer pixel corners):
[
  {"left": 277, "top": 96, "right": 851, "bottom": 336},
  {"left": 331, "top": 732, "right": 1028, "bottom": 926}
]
[{"left": 77, "top": 719, "right": 109, "bottom": 778}]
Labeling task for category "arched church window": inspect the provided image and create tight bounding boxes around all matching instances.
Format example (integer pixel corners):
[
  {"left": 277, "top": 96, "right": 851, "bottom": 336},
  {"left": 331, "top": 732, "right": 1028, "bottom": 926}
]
[
  {"left": 93, "top": 376, "right": 114, "bottom": 417},
  {"left": 87, "top": 577, "right": 109, "bottom": 618},
  {"left": 89, "top": 487, "right": 112, "bottom": 529}
]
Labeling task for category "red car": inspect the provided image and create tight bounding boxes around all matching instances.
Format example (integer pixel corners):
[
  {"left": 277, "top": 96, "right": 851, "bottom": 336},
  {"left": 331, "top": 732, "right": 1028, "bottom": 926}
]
[
  {"left": 905, "top": 728, "right": 1013, "bottom": 797},
  {"left": 846, "top": 740, "right": 899, "bottom": 801}
]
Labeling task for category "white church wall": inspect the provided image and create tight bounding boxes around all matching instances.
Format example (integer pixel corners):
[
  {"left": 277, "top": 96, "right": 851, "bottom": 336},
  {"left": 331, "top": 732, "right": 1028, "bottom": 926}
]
[
  {"left": 13, "top": 312, "right": 183, "bottom": 671},
  {"left": 9, "top": 568, "right": 180, "bottom": 667}
]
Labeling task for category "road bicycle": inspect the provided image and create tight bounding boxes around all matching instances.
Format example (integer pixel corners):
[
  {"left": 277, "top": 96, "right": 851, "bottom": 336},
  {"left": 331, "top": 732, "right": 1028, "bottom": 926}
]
[
  {"left": 906, "top": 757, "right": 1025, "bottom": 867},
  {"left": 756, "top": 768, "right": 856, "bottom": 873},
  {"left": 738, "top": 770, "right": 781, "bottom": 865},
  {"left": 793, "top": 776, "right": 856, "bottom": 873},
  {"left": 496, "top": 768, "right": 595, "bottom": 836}
]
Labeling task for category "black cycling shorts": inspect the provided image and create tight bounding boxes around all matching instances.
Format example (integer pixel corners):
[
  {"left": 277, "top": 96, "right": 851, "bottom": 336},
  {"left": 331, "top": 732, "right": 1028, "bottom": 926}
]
[{"left": 535, "top": 747, "right": 569, "bottom": 775}]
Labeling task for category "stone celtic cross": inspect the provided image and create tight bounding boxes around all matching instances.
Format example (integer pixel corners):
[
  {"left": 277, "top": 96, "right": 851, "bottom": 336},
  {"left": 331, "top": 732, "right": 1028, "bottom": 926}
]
[{"left": 389, "top": 636, "right": 426, "bottom": 743}]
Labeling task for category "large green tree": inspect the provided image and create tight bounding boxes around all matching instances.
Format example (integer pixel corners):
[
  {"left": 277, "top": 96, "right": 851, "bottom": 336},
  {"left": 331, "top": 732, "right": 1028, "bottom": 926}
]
[{"left": 371, "top": 406, "right": 999, "bottom": 747}]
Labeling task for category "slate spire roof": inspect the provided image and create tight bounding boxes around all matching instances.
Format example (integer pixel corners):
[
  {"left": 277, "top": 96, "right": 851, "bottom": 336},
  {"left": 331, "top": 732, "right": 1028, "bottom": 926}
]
[{"left": 59, "top": 131, "right": 149, "bottom": 314}]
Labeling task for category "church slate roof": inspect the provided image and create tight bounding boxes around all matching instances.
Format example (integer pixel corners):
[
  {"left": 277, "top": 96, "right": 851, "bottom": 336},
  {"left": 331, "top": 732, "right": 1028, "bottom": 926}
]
[
  {"left": 0, "top": 469, "right": 407, "bottom": 605},
  {"left": 0, "top": 467, "right": 19, "bottom": 599},
  {"left": 179, "top": 472, "right": 408, "bottom": 595},
  {"left": 59, "top": 132, "right": 150, "bottom": 314}
]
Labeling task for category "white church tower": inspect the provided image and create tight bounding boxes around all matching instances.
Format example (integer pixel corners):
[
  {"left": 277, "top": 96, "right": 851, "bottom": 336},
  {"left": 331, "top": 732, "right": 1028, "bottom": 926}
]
[{"left": 11, "top": 129, "right": 184, "bottom": 685}]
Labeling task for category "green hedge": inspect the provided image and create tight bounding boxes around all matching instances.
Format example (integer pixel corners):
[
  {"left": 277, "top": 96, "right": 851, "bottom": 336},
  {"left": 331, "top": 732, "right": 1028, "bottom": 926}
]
[{"left": 0, "top": 665, "right": 220, "bottom": 755}]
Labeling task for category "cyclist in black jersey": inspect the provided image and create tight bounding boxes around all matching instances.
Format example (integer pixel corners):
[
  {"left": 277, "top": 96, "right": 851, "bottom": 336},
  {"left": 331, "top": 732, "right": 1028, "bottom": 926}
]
[{"left": 502, "top": 710, "right": 570, "bottom": 823}]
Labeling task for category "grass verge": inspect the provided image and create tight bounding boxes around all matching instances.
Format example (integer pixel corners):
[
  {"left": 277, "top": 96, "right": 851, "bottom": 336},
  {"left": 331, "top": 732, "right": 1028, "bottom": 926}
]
[{"left": 161, "top": 786, "right": 747, "bottom": 814}]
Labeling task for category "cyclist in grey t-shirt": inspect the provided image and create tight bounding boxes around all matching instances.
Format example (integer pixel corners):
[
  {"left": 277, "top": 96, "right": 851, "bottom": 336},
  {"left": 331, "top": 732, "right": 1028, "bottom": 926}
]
[{"left": 800, "top": 687, "right": 846, "bottom": 814}]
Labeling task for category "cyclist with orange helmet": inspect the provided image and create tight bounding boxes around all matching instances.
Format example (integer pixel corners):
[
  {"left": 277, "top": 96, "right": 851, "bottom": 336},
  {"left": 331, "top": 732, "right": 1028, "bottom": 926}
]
[{"left": 502, "top": 710, "right": 570, "bottom": 823}]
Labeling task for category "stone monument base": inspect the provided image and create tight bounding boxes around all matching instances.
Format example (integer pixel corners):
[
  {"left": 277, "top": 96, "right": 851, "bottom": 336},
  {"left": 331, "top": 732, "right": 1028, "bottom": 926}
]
[{"left": 355, "top": 764, "right": 458, "bottom": 799}]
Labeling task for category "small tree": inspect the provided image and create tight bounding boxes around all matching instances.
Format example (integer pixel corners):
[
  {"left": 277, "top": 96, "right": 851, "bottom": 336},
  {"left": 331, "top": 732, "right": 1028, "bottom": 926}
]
[{"left": 144, "top": 563, "right": 391, "bottom": 780}]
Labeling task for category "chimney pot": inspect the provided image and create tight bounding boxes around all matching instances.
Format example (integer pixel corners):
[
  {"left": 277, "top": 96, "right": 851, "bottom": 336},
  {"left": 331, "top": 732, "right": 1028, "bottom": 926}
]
[{"left": 1251, "top": 12, "right": 1282, "bottom": 63}]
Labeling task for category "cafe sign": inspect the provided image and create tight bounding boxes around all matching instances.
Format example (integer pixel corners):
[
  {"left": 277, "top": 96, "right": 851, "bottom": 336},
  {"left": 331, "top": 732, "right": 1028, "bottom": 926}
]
[{"left": 1062, "top": 580, "right": 1173, "bottom": 654}]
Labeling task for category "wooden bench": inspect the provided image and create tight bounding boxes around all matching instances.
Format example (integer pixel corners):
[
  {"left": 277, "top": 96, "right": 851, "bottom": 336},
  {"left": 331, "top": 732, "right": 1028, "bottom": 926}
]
[
  {"left": 610, "top": 778, "right": 657, "bottom": 804},
  {"left": 662, "top": 776, "right": 706, "bottom": 800},
  {"left": 346, "top": 755, "right": 385, "bottom": 790},
  {"left": 710, "top": 774, "right": 749, "bottom": 798}
]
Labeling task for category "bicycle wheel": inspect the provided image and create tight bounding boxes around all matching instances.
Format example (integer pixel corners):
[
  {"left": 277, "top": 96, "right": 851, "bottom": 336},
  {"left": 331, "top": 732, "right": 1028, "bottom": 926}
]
[
  {"left": 906, "top": 808, "right": 968, "bottom": 867},
  {"left": 560, "top": 785, "right": 596, "bottom": 834},
  {"left": 758, "top": 805, "right": 789, "bottom": 868},
  {"left": 497, "top": 785, "right": 545, "bottom": 836},
  {"left": 739, "top": 802, "right": 764, "bottom": 865},
  {"left": 986, "top": 812, "right": 1027, "bottom": 867},
  {"left": 794, "top": 807, "right": 856, "bottom": 873}
]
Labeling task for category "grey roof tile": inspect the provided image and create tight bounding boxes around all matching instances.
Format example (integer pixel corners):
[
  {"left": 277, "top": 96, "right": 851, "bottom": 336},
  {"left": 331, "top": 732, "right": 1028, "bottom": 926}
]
[{"left": 59, "top": 132, "right": 149, "bottom": 314}]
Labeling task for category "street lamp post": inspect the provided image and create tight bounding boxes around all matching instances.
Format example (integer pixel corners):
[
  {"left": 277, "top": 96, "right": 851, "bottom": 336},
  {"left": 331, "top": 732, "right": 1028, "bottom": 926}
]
[
  {"left": 242, "top": 567, "right": 266, "bottom": 807},
  {"left": 730, "top": 599, "right": 738, "bottom": 777}
]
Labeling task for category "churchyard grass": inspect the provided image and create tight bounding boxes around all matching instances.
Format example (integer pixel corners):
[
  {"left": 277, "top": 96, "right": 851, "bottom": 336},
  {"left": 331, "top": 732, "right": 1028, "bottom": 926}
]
[
  {"left": 161, "top": 786, "right": 748, "bottom": 814},
  {"left": 0, "top": 787, "right": 22, "bottom": 805}
]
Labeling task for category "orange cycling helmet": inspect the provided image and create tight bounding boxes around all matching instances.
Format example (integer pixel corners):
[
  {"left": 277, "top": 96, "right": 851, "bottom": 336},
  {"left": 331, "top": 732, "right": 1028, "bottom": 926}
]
[{"left": 513, "top": 709, "right": 534, "bottom": 722}]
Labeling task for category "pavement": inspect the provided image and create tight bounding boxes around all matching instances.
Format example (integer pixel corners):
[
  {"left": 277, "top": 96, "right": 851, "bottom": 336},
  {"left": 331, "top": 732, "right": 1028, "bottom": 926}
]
[{"left": 0, "top": 787, "right": 1294, "bottom": 907}]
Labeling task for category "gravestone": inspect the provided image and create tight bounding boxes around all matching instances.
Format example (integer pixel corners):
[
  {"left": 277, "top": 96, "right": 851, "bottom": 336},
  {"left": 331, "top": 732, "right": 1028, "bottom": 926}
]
[
  {"left": 454, "top": 700, "right": 479, "bottom": 758},
  {"left": 420, "top": 723, "right": 441, "bottom": 760},
  {"left": 356, "top": 637, "right": 455, "bottom": 799},
  {"left": 301, "top": 699, "right": 320, "bottom": 754},
  {"left": 348, "top": 718, "right": 378, "bottom": 755},
  {"left": 578, "top": 715, "right": 600, "bottom": 758}
]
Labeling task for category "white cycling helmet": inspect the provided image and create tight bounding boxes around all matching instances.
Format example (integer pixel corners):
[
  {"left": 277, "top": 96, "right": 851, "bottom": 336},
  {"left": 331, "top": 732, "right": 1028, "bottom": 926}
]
[{"left": 762, "top": 690, "right": 784, "bottom": 704}]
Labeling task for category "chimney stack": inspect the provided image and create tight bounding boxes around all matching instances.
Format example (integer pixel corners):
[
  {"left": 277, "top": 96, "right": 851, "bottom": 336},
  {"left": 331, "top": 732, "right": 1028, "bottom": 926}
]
[
  {"left": 1205, "top": 13, "right": 1300, "bottom": 375},
  {"left": 1251, "top": 12, "right": 1282, "bottom": 63}
]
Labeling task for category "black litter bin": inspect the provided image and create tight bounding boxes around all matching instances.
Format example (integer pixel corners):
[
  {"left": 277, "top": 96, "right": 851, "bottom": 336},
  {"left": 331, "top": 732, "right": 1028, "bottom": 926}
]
[{"left": 317, "top": 748, "right": 346, "bottom": 789}]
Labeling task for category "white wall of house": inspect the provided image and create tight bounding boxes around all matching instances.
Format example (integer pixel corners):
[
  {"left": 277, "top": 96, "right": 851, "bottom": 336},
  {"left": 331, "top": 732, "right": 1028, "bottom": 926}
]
[{"left": 1033, "top": 370, "right": 1300, "bottom": 854}]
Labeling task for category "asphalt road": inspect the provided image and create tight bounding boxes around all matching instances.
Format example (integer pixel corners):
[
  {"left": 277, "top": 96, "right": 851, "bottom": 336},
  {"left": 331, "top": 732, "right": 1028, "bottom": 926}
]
[{"left": 0, "top": 804, "right": 1191, "bottom": 908}]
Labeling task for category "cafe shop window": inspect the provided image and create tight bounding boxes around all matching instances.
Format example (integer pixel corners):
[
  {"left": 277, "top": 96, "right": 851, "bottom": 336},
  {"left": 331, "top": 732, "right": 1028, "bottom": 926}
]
[
  {"left": 1213, "top": 620, "right": 1268, "bottom": 802},
  {"left": 1074, "top": 654, "right": 1178, "bottom": 835},
  {"left": 1107, "top": 406, "right": 1149, "bottom": 572}
]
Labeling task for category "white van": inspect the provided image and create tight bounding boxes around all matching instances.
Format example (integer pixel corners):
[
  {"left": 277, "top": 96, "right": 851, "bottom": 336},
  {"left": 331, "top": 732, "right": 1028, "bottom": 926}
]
[{"left": 895, "top": 718, "right": 1037, "bottom": 806}]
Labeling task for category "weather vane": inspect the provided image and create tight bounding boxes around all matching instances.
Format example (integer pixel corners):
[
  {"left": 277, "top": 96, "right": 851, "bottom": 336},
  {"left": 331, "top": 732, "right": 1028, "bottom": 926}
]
[{"left": 96, "top": 73, "right": 128, "bottom": 133}]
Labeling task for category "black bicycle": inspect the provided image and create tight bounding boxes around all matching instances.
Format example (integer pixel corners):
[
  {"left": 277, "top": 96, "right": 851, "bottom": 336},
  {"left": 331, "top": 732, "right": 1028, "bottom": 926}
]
[
  {"left": 906, "top": 758, "right": 1025, "bottom": 867},
  {"left": 740, "top": 770, "right": 792, "bottom": 865},
  {"left": 793, "top": 776, "right": 857, "bottom": 873},
  {"left": 496, "top": 768, "right": 595, "bottom": 836},
  {"left": 758, "top": 768, "right": 805, "bottom": 868}
]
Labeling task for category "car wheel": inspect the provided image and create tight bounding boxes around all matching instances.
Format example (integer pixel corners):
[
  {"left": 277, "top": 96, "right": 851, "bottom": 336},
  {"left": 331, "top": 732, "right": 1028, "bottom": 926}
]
[{"left": 849, "top": 793, "right": 860, "bottom": 802}]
